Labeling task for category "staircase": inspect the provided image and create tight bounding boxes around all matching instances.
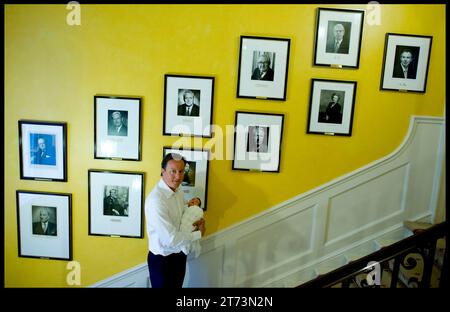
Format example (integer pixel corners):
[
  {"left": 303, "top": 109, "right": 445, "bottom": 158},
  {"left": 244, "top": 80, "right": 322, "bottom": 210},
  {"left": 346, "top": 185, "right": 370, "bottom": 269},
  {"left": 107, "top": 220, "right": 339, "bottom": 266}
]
[{"left": 295, "top": 221, "right": 447, "bottom": 288}]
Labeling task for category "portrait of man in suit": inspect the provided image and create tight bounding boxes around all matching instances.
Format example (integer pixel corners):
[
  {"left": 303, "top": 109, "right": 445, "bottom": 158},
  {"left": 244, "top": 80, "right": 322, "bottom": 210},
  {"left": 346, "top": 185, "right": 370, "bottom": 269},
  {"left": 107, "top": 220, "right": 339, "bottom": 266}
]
[
  {"left": 30, "top": 134, "right": 56, "bottom": 166},
  {"left": 247, "top": 126, "right": 269, "bottom": 153},
  {"left": 251, "top": 52, "right": 275, "bottom": 81},
  {"left": 32, "top": 206, "right": 57, "bottom": 236},
  {"left": 177, "top": 89, "right": 200, "bottom": 117},
  {"left": 392, "top": 46, "right": 419, "bottom": 79},
  {"left": 108, "top": 110, "right": 128, "bottom": 136},
  {"left": 325, "top": 21, "right": 351, "bottom": 54},
  {"left": 103, "top": 186, "right": 129, "bottom": 217}
]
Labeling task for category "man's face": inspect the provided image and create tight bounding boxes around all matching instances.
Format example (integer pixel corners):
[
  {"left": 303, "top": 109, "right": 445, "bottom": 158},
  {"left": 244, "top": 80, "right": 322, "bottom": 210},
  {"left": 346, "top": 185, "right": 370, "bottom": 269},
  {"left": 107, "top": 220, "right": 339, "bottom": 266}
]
[
  {"left": 333, "top": 24, "right": 345, "bottom": 41},
  {"left": 112, "top": 113, "right": 122, "bottom": 127},
  {"left": 162, "top": 159, "right": 185, "bottom": 191},
  {"left": 184, "top": 93, "right": 194, "bottom": 107},
  {"left": 39, "top": 209, "right": 49, "bottom": 223},
  {"left": 257, "top": 57, "right": 269, "bottom": 73},
  {"left": 110, "top": 189, "right": 117, "bottom": 198},
  {"left": 400, "top": 52, "right": 412, "bottom": 67},
  {"left": 332, "top": 95, "right": 339, "bottom": 103},
  {"left": 38, "top": 139, "right": 46, "bottom": 150}
]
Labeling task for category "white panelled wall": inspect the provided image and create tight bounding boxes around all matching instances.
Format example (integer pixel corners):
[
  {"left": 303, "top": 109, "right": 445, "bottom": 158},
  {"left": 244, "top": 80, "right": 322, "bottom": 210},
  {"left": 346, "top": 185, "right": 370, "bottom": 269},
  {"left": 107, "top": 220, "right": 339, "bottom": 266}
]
[{"left": 92, "top": 115, "right": 445, "bottom": 288}]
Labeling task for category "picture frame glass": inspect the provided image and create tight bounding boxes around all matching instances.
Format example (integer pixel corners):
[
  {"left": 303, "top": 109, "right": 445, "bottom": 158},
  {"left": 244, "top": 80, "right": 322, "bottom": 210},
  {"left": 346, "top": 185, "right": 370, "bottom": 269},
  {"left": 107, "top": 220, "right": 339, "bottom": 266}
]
[
  {"left": 163, "top": 148, "right": 210, "bottom": 210},
  {"left": 233, "top": 112, "right": 284, "bottom": 172},
  {"left": 17, "top": 191, "right": 72, "bottom": 260},
  {"left": 237, "top": 36, "right": 290, "bottom": 100},
  {"left": 314, "top": 8, "right": 364, "bottom": 68},
  {"left": 89, "top": 170, "right": 144, "bottom": 238},
  {"left": 307, "top": 79, "right": 357, "bottom": 136},
  {"left": 95, "top": 96, "right": 141, "bottom": 160},
  {"left": 19, "top": 121, "right": 67, "bottom": 181},
  {"left": 164, "top": 75, "right": 214, "bottom": 137},
  {"left": 380, "top": 34, "right": 432, "bottom": 92}
]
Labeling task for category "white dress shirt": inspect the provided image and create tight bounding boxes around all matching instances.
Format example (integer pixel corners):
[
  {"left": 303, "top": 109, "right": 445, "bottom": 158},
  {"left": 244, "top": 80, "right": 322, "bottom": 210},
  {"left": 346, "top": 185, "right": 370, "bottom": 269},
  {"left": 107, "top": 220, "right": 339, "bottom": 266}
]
[{"left": 145, "top": 178, "right": 202, "bottom": 256}]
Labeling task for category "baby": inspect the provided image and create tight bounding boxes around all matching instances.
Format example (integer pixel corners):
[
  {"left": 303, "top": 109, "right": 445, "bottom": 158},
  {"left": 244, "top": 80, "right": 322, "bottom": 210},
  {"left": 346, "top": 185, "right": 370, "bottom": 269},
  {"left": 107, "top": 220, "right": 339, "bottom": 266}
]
[{"left": 180, "top": 197, "right": 204, "bottom": 258}]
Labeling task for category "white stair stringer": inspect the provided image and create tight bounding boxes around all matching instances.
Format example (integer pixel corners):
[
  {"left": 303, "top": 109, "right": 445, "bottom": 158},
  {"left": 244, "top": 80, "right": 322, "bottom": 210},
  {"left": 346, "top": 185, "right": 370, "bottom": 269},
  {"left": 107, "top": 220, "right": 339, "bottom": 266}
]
[{"left": 91, "top": 115, "right": 445, "bottom": 288}]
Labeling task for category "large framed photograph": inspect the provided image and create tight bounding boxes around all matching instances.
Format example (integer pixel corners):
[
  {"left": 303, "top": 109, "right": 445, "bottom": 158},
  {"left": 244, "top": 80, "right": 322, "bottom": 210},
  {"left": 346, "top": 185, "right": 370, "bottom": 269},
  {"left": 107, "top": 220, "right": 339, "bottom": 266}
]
[
  {"left": 16, "top": 190, "right": 72, "bottom": 260},
  {"left": 163, "top": 147, "right": 210, "bottom": 211},
  {"left": 163, "top": 74, "right": 215, "bottom": 137},
  {"left": 232, "top": 111, "right": 284, "bottom": 172},
  {"left": 88, "top": 170, "right": 144, "bottom": 238},
  {"left": 307, "top": 79, "right": 357, "bottom": 136},
  {"left": 19, "top": 120, "right": 67, "bottom": 182},
  {"left": 314, "top": 8, "right": 365, "bottom": 68},
  {"left": 380, "top": 33, "right": 432, "bottom": 93},
  {"left": 94, "top": 95, "right": 142, "bottom": 160},
  {"left": 237, "top": 36, "right": 291, "bottom": 101}
]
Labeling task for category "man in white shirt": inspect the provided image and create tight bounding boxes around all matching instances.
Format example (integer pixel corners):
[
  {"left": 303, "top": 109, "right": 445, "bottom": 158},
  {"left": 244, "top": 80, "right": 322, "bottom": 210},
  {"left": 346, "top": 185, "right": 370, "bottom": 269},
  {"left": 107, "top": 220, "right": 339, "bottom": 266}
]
[{"left": 145, "top": 153, "right": 206, "bottom": 288}]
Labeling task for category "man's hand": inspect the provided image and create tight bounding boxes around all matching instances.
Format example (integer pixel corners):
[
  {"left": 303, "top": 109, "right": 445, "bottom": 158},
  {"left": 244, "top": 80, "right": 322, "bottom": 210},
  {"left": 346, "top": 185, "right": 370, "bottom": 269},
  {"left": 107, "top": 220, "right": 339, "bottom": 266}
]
[{"left": 193, "top": 218, "right": 206, "bottom": 236}]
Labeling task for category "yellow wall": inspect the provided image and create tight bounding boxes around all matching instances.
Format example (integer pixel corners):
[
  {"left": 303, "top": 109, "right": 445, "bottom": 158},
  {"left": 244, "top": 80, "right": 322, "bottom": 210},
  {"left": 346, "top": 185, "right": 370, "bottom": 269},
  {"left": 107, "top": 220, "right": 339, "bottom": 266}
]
[{"left": 5, "top": 4, "right": 445, "bottom": 287}]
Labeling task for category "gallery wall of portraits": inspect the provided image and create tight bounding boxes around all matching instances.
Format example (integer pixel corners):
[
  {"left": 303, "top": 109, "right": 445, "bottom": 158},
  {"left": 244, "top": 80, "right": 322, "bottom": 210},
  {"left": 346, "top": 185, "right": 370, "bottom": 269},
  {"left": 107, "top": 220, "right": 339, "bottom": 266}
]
[{"left": 5, "top": 4, "right": 445, "bottom": 286}]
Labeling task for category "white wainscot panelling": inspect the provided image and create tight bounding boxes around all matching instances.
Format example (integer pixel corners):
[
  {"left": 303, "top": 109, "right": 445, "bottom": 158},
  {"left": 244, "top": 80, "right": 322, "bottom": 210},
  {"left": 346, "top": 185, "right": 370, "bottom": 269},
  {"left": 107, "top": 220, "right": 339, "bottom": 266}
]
[{"left": 92, "top": 116, "right": 445, "bottom": 287}]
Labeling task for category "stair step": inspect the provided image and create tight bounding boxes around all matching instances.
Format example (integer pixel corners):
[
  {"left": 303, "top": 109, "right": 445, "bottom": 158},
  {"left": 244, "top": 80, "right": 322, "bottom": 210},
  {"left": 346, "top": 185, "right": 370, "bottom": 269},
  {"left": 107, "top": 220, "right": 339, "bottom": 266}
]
[
  {"left": 344, "top": 241, "right": 379, "bottom": 263},
  {"left": 374, "top": 227, "right": 413, "bottom": 249},
  {"left": 314, "top": 255, "right": 348, "bottom": 276}
]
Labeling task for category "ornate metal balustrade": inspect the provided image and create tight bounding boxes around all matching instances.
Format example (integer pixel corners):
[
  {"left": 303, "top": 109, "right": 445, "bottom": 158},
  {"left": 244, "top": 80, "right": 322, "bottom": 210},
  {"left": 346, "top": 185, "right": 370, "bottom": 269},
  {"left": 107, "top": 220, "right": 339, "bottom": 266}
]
[{"left": 297, "top": 222, "right": 448, "bottom": 288}]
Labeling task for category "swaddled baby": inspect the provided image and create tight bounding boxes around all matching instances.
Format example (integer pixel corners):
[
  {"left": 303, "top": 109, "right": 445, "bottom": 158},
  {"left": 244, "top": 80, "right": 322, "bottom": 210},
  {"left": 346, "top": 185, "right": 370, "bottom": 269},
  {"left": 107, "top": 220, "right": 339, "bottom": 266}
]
[{"left": 180, "top": 197, "right": 204, "bottom": 258}]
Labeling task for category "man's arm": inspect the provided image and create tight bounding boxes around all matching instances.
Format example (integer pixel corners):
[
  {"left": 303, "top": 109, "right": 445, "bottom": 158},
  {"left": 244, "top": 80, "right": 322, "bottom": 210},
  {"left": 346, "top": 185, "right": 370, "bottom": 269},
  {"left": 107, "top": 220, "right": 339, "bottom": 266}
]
[{"left": 146, "top": 198, "right": 202, "bottom": 249}]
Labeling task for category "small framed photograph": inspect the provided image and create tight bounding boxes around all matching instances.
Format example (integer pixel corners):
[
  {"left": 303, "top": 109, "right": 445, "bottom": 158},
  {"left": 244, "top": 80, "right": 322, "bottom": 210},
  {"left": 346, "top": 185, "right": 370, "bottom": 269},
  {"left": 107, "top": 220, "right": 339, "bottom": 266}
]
[
  {"left": 19, "top": 120, "right": 67, "bottom": 182},
  {"left": 307, "top": 79, "right": 357, "bottom": 136},
  {"left": 232, "top": 111, "right": 284, "bottom": 172},
  {"left": 16, "top": 190, "right": 72, "bottom": 260},
  {"left": 88, "top": 169, "right": 144, "bottom": 238},
  {"left": 163, "top": 74, "right": 215, "bottom": 137},
  {"left": 237, "top": 36, "right": 291, "bottom": 101},
  {"left": 163, "top": 147, "right": 210, "bottom": 210},
  {"left": 380, "top": 33, "right": 432, "bottom": 93},
  {"left": 314, "top": 8, "right": 365, "bottom": 68},
  {"left": 94, "top": 95, "right": 142, "bottom": 160}
]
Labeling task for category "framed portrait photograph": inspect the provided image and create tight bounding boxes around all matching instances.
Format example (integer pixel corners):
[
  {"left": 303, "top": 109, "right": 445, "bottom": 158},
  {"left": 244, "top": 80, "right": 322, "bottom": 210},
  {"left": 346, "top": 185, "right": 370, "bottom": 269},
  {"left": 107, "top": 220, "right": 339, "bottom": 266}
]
[
  {"left": 314, "top": 8, "right": 365, "bottom": 68},
  {"left": 88, "top": 169, "right": 144, "bottom": 238},
  {"left": 232, "top": 111, "right": 284, "bottom": 172},
  {"left": 380, "top": 33, "right": 432, "bottom": 92},
  {"left": 94, "top": 95, "right": 142, "bottom": 160},
  {"left": 163, "top": 74, "right": 215, "bottom": 137},
  {"left": 237, "top": 36, "right": 291, "bottom": 101},
  {"left": 307, "top": 79, "right": 357, "bottom": 136},
  {"left": 19, "top": 120, "right": 67, "bottom": 182},
  {"left": 163, "top": 147, "right": 210, "bottom": 211},
  {"left": 16, "top": 190, "right": 72, "bottom": 260}
]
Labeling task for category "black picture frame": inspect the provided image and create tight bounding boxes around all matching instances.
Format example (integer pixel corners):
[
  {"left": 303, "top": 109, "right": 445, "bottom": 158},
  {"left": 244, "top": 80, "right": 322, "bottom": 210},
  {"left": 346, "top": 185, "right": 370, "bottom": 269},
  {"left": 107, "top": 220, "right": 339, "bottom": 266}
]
[
  {"left": 313, "top": 8, "right": 365, "bottom": 68},
  {"left": 306, "top": 79, "right": 357, "bottom": 136},
  {"left": 380, "top": 33, "right": 433, "bottom": 93},
  {"left": 163, "top": 74, "right": 215, "bottom": 138},
  {"left": 163, "top": 147, "right": 210, "bottom": 211},
  {"left": 232, "top": 111, "right": 284, "bottom": 172},
  {"left": 16, "top": 190, "right": 72, "bottom": 260},
  {"left": 88, "top": 169, "right": 144, "bottom": 238},
  {"left": 94, "top": 95, "right": 142, "bottom": 161},
  {"left": 18, "top": 120, "right": 67, "bottom": 182},
  {"left": 237, "top": 36, "right": 291, "bottom": 101}
]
